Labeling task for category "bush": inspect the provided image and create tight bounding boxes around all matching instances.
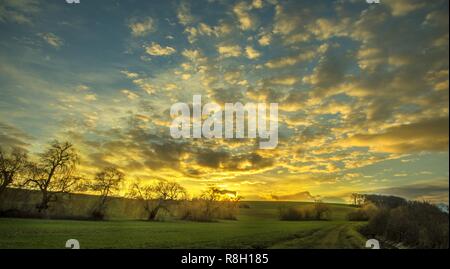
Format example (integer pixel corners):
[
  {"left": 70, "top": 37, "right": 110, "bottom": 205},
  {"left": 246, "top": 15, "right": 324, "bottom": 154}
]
[
  {"left": 90, "top": 209, "right": 106, "bottom": 220},
  {"left": 347, "top": 203, "right": 378, "bottom": 221},
  {"left": 279, "top": 204, "right": 331, "bottom": 221},
  {"left": 177, "top": 199, "right": 239, "bottom": 222}
]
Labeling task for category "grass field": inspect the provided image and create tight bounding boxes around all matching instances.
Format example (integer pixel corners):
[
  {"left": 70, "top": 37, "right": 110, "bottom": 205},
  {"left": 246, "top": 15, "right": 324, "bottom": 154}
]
[{"left": 0, "top": 201, "right": 367, "bottom": 249}]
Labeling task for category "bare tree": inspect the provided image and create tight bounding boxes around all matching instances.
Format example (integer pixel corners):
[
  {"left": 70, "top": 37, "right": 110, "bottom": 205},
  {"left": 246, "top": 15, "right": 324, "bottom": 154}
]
[
  {"left": 351, "top": 193, "right": 358, "bottom": 206},
  {"left": 201, "top": 186, "right": 222, "bottom": 202},
  {"left": 153, "top": 181, "right": 186, "bottom": 200},
  {"left": 313, "top": 198, "right": 331, "bottom": 220},
  {"left": 350, "top": 193, "right": 366, "bottom": 206},
  {"left": 0, "top": 147, "right": 28, "bottom": 197},
  {"left": 129, "top": 180, "right": 186, "bottom": 220},
  {"left": 24, "top": 141, "right": 79, "bottom": 212},
  {"left": 89, "top": 167, "right": 124, "bottom": 219},
  {"left": 350, "top": 193, "right": 365, "bottom": 206},
  {"left": 200, "top": 186, "right": 223, "bottom": 219}
]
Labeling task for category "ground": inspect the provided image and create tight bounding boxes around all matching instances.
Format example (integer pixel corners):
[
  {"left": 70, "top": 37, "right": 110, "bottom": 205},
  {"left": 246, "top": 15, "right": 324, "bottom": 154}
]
[{"left": 0, "top": 201, "right": 367, "bottom": 249}]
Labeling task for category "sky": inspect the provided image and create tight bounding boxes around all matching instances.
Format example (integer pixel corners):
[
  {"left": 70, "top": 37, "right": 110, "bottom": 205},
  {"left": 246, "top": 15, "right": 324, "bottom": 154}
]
[{"left": 0, "top": 0, "right": 448, "bottom": 203}]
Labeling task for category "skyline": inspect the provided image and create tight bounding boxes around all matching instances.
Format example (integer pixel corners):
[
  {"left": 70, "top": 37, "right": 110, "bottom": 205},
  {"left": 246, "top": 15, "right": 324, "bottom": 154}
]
[{"left": 0, "top": 0, "right": 448, "bottom": 203}]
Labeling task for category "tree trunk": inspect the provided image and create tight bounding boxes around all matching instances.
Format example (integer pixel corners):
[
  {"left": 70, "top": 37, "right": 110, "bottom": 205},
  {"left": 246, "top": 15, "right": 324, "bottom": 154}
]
[
  {"left": 37, "top": 191, "right": 51, "bottom": 212},
  {"left": 0, "top": 183, "right": 8, "bottom": 197},
  {"left": 147, "top": 205, "right": 161, "bottom": 220},
  {"left": 0, "top": 174, "right": 12, "bottom": 197}
]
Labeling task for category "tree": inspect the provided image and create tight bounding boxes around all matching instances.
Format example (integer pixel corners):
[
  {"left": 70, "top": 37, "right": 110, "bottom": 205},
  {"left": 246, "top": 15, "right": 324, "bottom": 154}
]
[
  {"left": 129, "top": 180, "right": 186, "bottom": 220},
  {"left": 89, "top": 167, "right": 124, "bottom": 219},
  {"left": 0, "top": 147, "right": 28, "bottom": 197},
  {"left": 200, "top": 186, "right": 222, "bottom": 202},
  {"left": 153, "top": 181, "right": 186, "bottom": 200},
  {"left": 199, "top": 186, "right": 224, "bottom": 219},
  {"left": 313, "top": 198, "right": 331, "bottom": 220},
  {"left": 350, "top": 193, "right": 366, "bottom": 206},
  {"left": 25, "top": 141, "right": 79, "bottom": 212}
]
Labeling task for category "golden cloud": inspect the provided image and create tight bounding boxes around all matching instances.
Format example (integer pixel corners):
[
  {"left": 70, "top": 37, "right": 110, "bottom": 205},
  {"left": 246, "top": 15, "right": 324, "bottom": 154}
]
[{"left": 338, "top": 117, "right": 449, "bottom": 153}]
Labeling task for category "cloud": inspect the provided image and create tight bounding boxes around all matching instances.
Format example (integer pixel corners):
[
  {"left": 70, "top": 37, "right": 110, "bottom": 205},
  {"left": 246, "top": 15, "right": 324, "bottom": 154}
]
[
  {"left": 258, "top": 32, "right": 272, "bottom": 46},
  {"left": 0, "top": 0, "right": 39, "bottom": 24},
  {"left": 120, "top": 70, "right": 139, "bottom": 79},
  {"left": 76, "top": 85, "right": 90, "bottom": 92},
  {"left": 252, "top": 0, "right": 263, "bottom": 9},
  {"left": 273, "top": 4, "right": 300, "bottom": 35},
  {"left": 233, "top": 1, "right": 256, "bottom": 30},
  {"left": 38, "top": 32, "right": 63, "bottom": 48},
  {"left": 196, "top": 151, "right": 274, "bottom": 172},
  {"left": 84, "top": 94, "right": 97, "bottom": 102},
  {"left": 367, "top": 183, "right": 449, "bottom": 204},
  {"left": 121, "top": 89, "right": 140, "bottom": 100},
  {"left": 182, "top": 49, "right": 201, "bottom": 60},
  {"left": 144, "top": 42, "right": 176, "bottom": 56},
  {"left": 120, "top": 71, "right": 156, "bottom": 95},
  {"left": 184, "top": 22, "right": 232, "bottom": 43},
  {"left": 384, "top": 0, "right": 426, "bottom": 16},
  {"left": 265, "top": 50, "right": 318, "bottom": 69},
  {"left": 223, "top": 70, "right": 242, "bottom": 85},
  {"left": 306, "top": 18, "right": 349, "bottom": 40},
  {"left": 129, "top": 17, "right": 155, "bottom": 37},
  {"left": 303, "top": 50, "right": 353, "bottom": 91},
  {"left": 265, "top": 75, "right": 299, "bottom": 86},
  {"left": 210, "top": 87, "right": 244, "bottom": 103},
  {"left": 246, "top": 86, "right": 288, "bottom": 103},
  {"left": 217, "top": 44, "right": 242, "bottom": 58},
  {"left": 0, "top": 121, "right": 33, "bottom": 150},
  {"left": 177, "top": 2, "right": 195, "bottom": 26},
  {"left": 339, "top": 117, "right": 449, "bottom": 153},
  {"left": 245, "top": 46, "right": 260, "bottom": 59}
]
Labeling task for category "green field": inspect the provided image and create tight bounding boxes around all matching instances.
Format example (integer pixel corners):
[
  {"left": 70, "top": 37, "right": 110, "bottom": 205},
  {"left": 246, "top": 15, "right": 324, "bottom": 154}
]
[{"left": 0, "top": 201, "right": 367, "bottom": 249}]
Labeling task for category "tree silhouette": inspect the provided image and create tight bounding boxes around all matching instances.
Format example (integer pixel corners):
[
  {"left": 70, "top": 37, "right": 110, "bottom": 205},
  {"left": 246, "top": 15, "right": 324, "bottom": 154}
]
[
  {"left": 89, "top": 167, "right": 124, "bottom": 219},
  {"left": 129, "top": 180, "right": 186, "bottom": 220},
  {"left": 0, "top": 147, "right": 28, "bottom": 197},
  {"left": 24, "top": 141, "right": 79, "bottom": 212}
]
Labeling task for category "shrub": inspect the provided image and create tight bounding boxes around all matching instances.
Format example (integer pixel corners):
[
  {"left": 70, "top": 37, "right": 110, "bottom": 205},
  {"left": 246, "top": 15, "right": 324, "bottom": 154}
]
[
  {"left": 279, "top": 204, "right": 331, "bottom": 221},
  {"left": 90, "top": 209, "right": 106, "bottom": 220},
  {"left": 347, "top": 203, "right": 378, "bottom": 221},
  {"left": 177, "top": 199, "right": 239, "bottom": 222}
]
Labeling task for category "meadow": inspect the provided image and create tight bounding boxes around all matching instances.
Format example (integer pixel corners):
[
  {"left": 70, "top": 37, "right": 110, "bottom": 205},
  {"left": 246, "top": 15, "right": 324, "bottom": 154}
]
[{"left": 0, "top": 201, "right": 367, "bottom": 249}]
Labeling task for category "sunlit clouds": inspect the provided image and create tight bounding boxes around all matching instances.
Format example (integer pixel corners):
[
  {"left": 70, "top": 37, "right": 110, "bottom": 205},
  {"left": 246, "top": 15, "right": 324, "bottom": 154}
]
[{"left": 0, "top": 0, "right": 448, "bottom": 203}]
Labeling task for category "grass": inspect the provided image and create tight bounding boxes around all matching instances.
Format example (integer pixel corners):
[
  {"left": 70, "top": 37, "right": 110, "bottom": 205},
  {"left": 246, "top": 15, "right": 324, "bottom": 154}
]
[{"left": 0, "top": 201, "right": 367, "bottom": 249}]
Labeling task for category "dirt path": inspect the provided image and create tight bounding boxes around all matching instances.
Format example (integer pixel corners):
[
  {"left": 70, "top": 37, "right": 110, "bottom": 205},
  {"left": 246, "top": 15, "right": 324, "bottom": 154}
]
[{"left": 269, "top": 223, "right": 367, "bottom": 249}]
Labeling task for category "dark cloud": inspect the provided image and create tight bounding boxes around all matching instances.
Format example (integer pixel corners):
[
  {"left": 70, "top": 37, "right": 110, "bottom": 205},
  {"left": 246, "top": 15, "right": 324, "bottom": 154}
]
[
  {"left": 367, "top": 183, "right": 449, "bottom": 204},
  {"left": 246, "top": 86, "right": 288, "bottom": 103},
  {"left": 196, "top": 150, "right": 230, "bottom": 169},
  {"left": 210, "top": 87, "right": 244, "bottom": 104},
  {"left": 309, "top": 47, "right": 355, "bottom": 97},
  {"left": 0, "top": 122, "right": 33, "bottom": 151},
  {"left": 340, "top": 117, "right": 449, "bottom": 153}
]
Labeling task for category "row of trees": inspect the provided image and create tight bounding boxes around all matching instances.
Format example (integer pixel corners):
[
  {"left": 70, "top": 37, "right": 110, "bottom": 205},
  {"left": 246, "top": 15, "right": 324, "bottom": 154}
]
[
  {"left": 348, "top": 193, "right": 449, "bottom": 248},
  {"left": 0, "top": 141, "right": 241, "bottom": 221},
  {"left": 0, "top": 141, "right": 80, "bottom": 212}
]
